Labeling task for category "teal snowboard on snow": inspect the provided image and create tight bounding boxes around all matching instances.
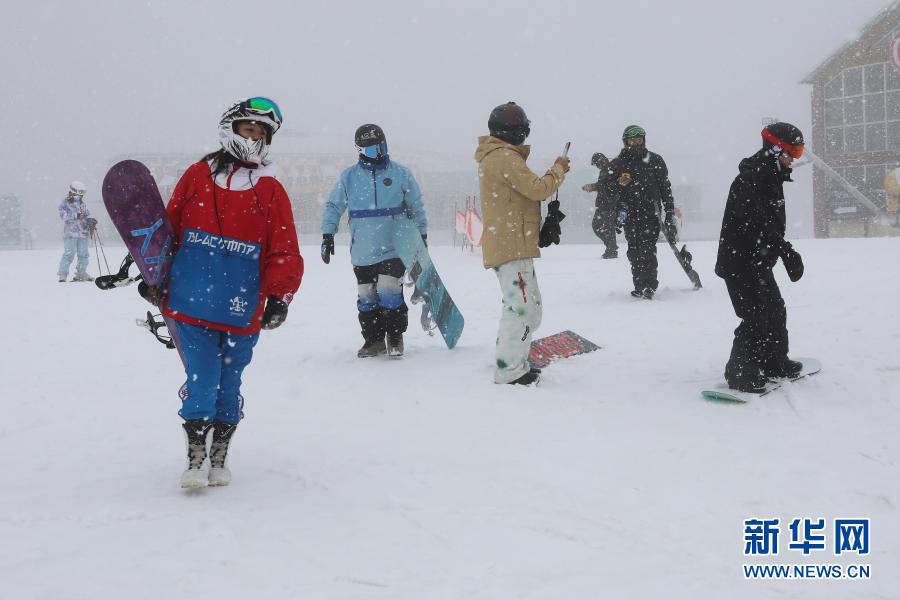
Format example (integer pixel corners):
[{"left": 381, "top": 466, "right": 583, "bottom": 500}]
[
  {"left": 702, "top": 358, "right": 821, "bottom": 403},
  {"left": 393, "top": 215, "right": 465, "bottom": 349}
]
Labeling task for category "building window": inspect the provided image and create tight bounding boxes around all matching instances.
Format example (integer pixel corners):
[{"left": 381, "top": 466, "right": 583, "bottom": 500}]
[
  {"left": 825, "top": 74, "right": 843, "bottom": 98},
  {"left": 887, "top": 64, "right": 900, "bottom": 90},
  {"left": 844, "top": 66, "right": 864, "bottom": 95},
  {"left": 865, "top": 123, "right": 886, "bottom": 151},
  {"left": 822, "top": 62, "right": 900, "bottom": 156},
  {"left": 846, "top": 125, "right": 865, "bottom": 152},
  {"left": 888, "top": 90, "right": 900, "bottom": 120},
  {"left": 864, "top": 92, "right": 885, "bottom": 122},
  {"left": 865, "top": 63, "right": 885, "bottom": 92},
  {"left": 826, "top": 127, "right": 844, "bottom": 153},
  {"left": 844, "top": 96, "right": 864, "bottom": 124},
  {"left": 825, "top": 98, "right": 843, "bottom": 126},
  {"left": 888, "top": 120, "right": 900, "bottom": 150}
]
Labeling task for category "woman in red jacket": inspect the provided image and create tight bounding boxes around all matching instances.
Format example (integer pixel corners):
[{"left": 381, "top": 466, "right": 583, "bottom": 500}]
[{"left": 157, "top": 97, "right": 303, "bottom": 488}]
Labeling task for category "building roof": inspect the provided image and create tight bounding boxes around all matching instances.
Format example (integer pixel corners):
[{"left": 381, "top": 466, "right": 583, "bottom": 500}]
[{"left": 802, "top": 1, "right": 900, "bottom": 84}]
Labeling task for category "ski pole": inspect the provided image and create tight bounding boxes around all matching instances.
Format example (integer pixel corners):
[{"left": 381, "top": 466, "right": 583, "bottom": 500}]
[{"left": 92, "top": 226, "right": 111, "bottom": 275}]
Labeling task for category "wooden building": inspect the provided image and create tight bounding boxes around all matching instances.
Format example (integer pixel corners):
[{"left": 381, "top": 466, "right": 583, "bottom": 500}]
[{"left": 803, "top": 1, "right": 900, "bottom": 236}]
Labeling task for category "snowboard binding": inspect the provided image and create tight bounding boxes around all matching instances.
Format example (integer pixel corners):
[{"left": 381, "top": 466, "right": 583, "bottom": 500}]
[
  {"left": 95, "top": 254, "right": 141, "bottom": 290},
  {"left": 136, "top": 310, "right": 176, "bottom": 349}
]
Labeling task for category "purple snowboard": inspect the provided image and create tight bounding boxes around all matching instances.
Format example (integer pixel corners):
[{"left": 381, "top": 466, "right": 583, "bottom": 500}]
[{"left": 102, "top": 160, "right": 183, "bottom": 363}]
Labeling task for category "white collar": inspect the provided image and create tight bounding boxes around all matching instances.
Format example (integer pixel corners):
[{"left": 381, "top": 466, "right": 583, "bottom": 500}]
[{"left": 208, "top": 160, "right": 278, "bottom": 191}]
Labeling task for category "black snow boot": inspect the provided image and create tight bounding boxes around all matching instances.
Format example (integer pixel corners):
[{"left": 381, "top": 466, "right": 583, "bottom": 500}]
[
  {"left": 509, "top": 370, "right": 540, "bottom": 386},
  {"left": 382, "top": 306, "right": 408, "bottom": 358},
  {"left": 763, "top": 358, "right": 803, "bottom": 379},
  {"left": 181, "top": 419, "right": 212, "bottom": 489},
  {"left": 358, "top": 310, "right": 386, "bottom": 358},
  {"left": 208, "top": 422, "right": 237, "bottom": 487},
  {"left": 726, "top": 370, "right": 769, "bottom": 394},
  {"left": 386, "top": 332, "right": 404, "bottom": 357}
]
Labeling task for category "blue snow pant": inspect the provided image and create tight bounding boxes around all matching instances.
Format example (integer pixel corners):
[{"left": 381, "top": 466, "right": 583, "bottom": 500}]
[
  {"left": 174, "top": 320, "right": 259, "bottom": 425},
  {"left": 58, "top": 237, "right": 89, "bottom": 278}
]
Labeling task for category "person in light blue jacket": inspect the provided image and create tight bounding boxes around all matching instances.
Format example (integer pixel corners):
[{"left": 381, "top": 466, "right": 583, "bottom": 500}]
[
  {"left": 57, "top": 180, "right": 94, "bottom": 282},
  {"left": 321, "top": 124, "right": 427, "bottom": 358}
]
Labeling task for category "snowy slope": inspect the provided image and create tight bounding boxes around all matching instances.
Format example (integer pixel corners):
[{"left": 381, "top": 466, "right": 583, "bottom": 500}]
[{"left": 1, "top": 238, "right": 898, "bottom": 600}]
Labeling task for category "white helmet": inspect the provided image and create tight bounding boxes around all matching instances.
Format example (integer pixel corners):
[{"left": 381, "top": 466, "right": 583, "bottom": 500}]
[
  {"left": 69, "top": 181, "right": 86, "bottom": 197},
  {"left": 218, "top": 97, "right": 283, "bottom": 166}
]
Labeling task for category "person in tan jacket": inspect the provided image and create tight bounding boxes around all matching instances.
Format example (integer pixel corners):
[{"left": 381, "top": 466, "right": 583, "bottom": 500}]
[{"left": 474, "top": 101, "right": 569, "bottom": 385}]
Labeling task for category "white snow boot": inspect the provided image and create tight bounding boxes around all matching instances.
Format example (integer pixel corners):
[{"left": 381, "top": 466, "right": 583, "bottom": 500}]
[
  {"left": 180, "top": 419, "right": 212, "bottom": 489},
  {"left": 207, "top": 421, "right": 237, "bottom": 487}
]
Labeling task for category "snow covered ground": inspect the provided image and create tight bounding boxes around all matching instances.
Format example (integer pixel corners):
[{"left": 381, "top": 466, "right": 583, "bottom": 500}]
[{"left": 1, "top": 237, "right": 898, "bottom": 599}]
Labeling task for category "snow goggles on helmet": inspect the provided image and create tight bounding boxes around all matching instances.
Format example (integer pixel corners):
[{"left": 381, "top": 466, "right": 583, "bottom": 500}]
[
  {"left": 622, "top": 125, "right": 646, "bottom": 140},
  {"left": 762, "top": 128, "right": 804, "bottom": 159},
  {"left": 245, "top": 97, "right": 282, "bottom": 126}
]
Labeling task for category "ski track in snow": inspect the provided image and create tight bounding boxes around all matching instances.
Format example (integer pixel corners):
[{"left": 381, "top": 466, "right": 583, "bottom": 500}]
[{"left": 1, "top": 239, "right": 898, "bottom": 600}]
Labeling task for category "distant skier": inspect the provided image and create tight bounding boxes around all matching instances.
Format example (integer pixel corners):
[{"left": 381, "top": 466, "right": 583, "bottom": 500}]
[
  {"left": 320, "top": 124, "right": 428, "bottom": 358},
  {"left": 604, "top": 125, "right": 678, "bottom": 299},
  {"left": 715, "top": 122, "right": 806, "bottom": 393},
  {"left": 57, "top": 181, "right": 94, "bottom": 282},
  {"left": 474, "top": 101, "right": 569, "bottom": 386},
  {"left": 143, "top": 97, "right": 303, "bottom": 487},
  {"left": 582, "top": 152, "right": 618, "bottom": 258}
]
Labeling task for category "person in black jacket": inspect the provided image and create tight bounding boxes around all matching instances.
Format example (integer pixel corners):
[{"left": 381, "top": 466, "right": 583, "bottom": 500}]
[
  {"left": 605, "top": 125, "right": 677, "bottom": 299},
  {"left": 715, "top": 122, "right": 806, "bottom": 393},
  {"left": 583, "top": 152, "right": 618, "bottom": 258}
]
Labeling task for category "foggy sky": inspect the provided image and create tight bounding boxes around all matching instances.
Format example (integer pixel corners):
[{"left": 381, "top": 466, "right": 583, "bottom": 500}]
[{"left": 1, "top": 0, "right": 891, "bottom": 239}]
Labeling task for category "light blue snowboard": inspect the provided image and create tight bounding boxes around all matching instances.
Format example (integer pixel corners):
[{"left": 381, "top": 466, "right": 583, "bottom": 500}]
[
  {"left": 702, "top": 358, "right": 821, "bottom": 403},
  {"left": 393, "top": 216, "right": 464, "bottom": 349}
]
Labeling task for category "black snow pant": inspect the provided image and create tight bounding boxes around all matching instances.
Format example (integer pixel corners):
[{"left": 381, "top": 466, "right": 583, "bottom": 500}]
[
  {"left": 723, "top": 270, "right": 789, "bottom": 383},
  {"left": 592, "top": 205, "right": 618, "bottom": 253},
  {"left": 354, "top": 258, "right": 408, "bottom": 344},
  {"left": 624, "top": 219, "right": 660, "bottom": 291}
]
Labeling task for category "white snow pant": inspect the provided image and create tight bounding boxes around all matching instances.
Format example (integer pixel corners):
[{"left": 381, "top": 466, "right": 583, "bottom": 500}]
[{"left": 492, "top": 258, "right": 542, "bottom": 383}]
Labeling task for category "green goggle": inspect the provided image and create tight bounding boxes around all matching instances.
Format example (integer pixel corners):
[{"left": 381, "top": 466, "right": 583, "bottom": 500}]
[
  {"left": 623, "top": 125, "right": 646, "bottom": 139},
  {"left": 246, "top": 97, "right": 283, "bottom": 125}
]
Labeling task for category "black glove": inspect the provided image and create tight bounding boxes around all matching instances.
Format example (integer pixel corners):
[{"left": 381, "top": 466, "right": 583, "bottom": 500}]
[
  {"left": 421, "top": 233, "right": 427, "bottom": 247},
  {"left": 261, "top": 296, "right": 289, "bottom": 329},
  {"left": 781, "top": 243, "right": 804, "bottom": 282},
  {"left": 138, "top": 280, "right": 162, "bottom": 306},
  {"left": 538, "top": 199, "right": 566, "bottom": 248},
  {"left": 664, "top": 212, "right": 678, "bottom": 242},
  {"left": 320, "top": 234, "right": 334, "bottom": 264}
]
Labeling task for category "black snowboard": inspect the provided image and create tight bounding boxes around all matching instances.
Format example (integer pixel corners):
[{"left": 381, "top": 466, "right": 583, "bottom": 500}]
[{"left": 659, "top": 213, "right": 701, "bottom": 289}]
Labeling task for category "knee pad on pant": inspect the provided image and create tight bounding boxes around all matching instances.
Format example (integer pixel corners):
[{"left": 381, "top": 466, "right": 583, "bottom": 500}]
[
  {"left": 376, "top": 275, "right": 404, "bottom": 309},
  {"left": 357, "top": 283, "right": 378, "bottom": 312}
]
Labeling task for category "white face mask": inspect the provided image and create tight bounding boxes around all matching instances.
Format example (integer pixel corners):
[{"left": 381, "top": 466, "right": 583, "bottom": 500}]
[{"left": 219, "top": 126, "right": 268, "bottom": 166}]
